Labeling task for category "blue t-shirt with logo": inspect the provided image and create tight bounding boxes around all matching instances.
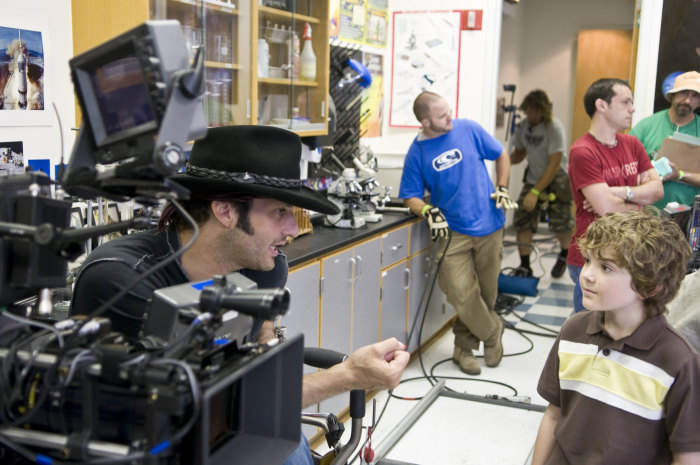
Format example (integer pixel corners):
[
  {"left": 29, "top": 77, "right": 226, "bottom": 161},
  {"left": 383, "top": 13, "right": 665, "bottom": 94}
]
[{"left": 399, "top": 119, "right": 505, "bottom": 236}]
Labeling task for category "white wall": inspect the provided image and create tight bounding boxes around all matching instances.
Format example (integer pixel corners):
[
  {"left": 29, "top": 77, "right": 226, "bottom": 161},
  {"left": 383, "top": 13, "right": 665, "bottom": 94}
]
[
  {"left": 513, "top": 0, "right": 635, "bottom": 147},
  {"left": 0, "top": 0, "right": 76, "bottom": 180}
]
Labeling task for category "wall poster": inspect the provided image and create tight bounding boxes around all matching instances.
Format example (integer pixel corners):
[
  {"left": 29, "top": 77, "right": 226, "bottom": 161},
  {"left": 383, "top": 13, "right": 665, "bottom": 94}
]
[
  {"left": 389, "top": 10, "right": 461, "bottom": 128},
  {"left": 360, "top": 52, "right": 384, "bottom": 137},
  {"left": 0, "top": 20, "right": 50, "bottom": 126}
]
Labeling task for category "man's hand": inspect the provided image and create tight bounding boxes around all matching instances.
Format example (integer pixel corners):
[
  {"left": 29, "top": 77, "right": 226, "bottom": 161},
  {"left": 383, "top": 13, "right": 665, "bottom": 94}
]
[
  {"left": 344, "top": 338, "right": 410, "bottom": 391},
  {"left": 490, "top": 186, "right": 518, "bottom": 210},
  {"left": 301, "top": 338, "right": 410, "bottom": 407},
  {"left": 523, "top": 191, "right": 538, "bottom": 212},
  {"left": 257, "top": 320, "right": 277, "bottom": 344},
  {"left": 422, "top": 205, "right": 449, "bottom": 241}
]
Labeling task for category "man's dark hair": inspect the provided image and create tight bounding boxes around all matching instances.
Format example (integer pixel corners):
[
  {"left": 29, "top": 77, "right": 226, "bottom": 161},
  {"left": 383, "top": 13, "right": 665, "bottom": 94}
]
[
  {"left": 159, "top": 194, "right": 253, "bottom": 235},
  {"left": 519, "top": 89, "right": 553, "bottom": 124},
  {"left": 583, "top": 78, "right": 630, "bottom": 118}
]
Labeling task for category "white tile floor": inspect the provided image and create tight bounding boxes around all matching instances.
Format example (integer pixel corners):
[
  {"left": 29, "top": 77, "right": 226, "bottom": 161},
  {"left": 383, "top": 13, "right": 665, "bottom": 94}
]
[{"left": 313, "top": 229, "right": 576, "bottom": 465}]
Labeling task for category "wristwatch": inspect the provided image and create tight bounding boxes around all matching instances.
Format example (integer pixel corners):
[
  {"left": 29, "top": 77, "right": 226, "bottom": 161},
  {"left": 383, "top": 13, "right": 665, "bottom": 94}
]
[{"left": 625, "top": 185, "right": 634, "bottom": 201}]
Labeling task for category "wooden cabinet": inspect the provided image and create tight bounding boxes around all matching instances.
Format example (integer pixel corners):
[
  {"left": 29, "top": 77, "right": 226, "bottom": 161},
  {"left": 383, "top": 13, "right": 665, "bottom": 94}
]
[
  {"left": 72, "top": 0, "right": 328, "bottom": 136},
  {"left": 317, "top": 238, "right": 380, "bottom": 415},
  {"left": 253, "top": 0, "right": 329, "bottom": 136}
]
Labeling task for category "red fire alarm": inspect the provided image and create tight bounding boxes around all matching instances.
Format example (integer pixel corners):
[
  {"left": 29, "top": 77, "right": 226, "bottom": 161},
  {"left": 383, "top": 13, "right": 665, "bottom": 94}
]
[{"left": 461, "top": 10, "right": 483, "bottom": 30}]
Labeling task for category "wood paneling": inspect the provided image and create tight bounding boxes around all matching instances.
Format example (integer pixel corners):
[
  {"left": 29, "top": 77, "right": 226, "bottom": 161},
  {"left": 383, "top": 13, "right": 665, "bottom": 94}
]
[
  {"left": 71, "top": 0, "right": 150, "bottom": 125},
  {"left": 571, "top": 29, "right": 633, "bottom": 143}
]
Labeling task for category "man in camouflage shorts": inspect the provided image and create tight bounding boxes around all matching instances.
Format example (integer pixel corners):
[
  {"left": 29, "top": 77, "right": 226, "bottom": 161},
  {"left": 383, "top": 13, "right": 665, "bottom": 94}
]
[{"left": 510, "top": 90, "right": 574, "bottom": 278}]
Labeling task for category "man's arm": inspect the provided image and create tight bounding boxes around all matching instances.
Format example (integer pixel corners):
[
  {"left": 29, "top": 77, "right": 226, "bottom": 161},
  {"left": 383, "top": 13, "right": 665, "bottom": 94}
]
[
  {"left": 301, "top": 338, "right": 409, "bottom": 408},
  {"left": 404, "top": 197, "right": 429, "bottom": 217},
  {"left": 531, "top": 404, "right": 561, "bottom": 465},
  {"left": 510, "top": 147, "right": 527, "bottom": 165},
  {"left": 522, "top": 152, "right": 563, "bottom": 212},
  {"left": 581, "top": 168, "right": 663, "bottom": 216},
  {"left": 665, "top": 162, "right": 700, "bottom": 188},
  {"left": 495, "top": 149, "right": 511, "bottom": 187}
]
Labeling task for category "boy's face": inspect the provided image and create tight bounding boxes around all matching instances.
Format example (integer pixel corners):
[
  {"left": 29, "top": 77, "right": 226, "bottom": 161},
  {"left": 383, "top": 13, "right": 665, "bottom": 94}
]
[{"left": 580, "top": 248, "right": 644, "bottom": 314}]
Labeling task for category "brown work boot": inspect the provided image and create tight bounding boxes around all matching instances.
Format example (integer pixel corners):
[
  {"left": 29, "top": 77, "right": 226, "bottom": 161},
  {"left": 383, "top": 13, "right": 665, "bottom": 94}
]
[
  {"left": 453, "top": 346, "right": 481, "bottom": 375},
  {"left": 484, "top": 318, "right": 504, "bottom": 368}
]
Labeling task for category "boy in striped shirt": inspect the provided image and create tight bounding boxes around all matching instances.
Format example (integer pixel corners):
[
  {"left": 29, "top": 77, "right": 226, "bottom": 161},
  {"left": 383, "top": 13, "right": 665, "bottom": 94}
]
[{"left": 532, "top": 208, "right": 700, "bottom": 465}]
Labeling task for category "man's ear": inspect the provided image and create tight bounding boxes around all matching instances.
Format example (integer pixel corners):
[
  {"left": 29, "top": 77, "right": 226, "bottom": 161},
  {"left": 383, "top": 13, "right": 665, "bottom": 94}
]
[
  {"left": 595, "top": 98, "right": 607, "bottom": 113},
  {"left": 210, "top": 200, "right": 236, "bottom": 228}
]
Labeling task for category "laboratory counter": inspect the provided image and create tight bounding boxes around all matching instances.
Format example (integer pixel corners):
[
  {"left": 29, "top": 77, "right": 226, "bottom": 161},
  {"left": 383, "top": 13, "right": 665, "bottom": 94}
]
[{"left": 282, "top": 211, "right": 419, "bottom": 269}]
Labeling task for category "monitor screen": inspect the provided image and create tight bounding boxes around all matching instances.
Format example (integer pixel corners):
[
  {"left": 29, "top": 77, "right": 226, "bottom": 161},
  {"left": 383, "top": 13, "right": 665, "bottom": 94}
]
[{"left": 89, "top": 54, "right": 155, "bottom": 138}]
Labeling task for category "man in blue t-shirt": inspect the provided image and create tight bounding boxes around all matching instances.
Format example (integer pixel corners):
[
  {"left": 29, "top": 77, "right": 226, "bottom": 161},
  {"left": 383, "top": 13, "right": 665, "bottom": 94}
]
[{"left": 399, "top": 91, "right": 517, "bottom": 375}]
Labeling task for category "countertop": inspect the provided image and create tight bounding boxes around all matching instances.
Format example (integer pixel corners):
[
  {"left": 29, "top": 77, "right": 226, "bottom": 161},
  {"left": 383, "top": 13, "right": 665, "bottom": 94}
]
[{"left": 282, "top": 211, "right": 418, "bottom": 268}]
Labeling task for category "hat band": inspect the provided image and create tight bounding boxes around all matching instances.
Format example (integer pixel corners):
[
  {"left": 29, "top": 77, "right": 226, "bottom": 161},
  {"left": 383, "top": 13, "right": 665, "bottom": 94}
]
[{"left": 186, "top": 162, "right": 301, "bottom": 188}]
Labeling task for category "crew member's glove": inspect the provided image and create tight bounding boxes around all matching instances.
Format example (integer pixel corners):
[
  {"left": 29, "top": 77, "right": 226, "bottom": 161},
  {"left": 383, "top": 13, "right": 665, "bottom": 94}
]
[
  {"left": 490, "top": 186, "right": 518, "bottom": 210},
  {"left": 422, "top": 205, "right": 448, "bottom": 241}
]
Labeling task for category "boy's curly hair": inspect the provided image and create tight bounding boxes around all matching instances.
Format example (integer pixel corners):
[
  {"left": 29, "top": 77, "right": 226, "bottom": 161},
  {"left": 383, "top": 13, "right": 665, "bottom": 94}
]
[{"left": 577, "top": 208, "right": 691, "bottom": 317}]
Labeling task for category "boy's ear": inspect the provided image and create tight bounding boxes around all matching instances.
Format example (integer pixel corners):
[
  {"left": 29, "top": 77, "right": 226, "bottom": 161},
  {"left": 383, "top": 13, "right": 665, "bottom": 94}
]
[{"left": 644, "top": 284, "right": 664, "bottom": 299}]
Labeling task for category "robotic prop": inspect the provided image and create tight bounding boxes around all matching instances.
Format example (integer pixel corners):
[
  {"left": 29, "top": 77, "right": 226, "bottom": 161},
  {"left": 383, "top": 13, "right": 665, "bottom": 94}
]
[
  {"left": 0, "top": 20, "right": 347, "bottom": 465},
  {"left": 324, "top": 149, "right": 383, "bottom": 229}
]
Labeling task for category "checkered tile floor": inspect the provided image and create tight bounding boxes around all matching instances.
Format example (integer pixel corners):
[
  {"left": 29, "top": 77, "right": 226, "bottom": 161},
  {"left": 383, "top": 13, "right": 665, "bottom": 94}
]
[{"left": 500, "top": 228, "right": 575, "bottom": 332}]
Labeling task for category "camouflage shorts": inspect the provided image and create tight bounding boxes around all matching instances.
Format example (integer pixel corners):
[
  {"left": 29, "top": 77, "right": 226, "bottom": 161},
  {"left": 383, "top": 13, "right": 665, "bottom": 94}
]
[{"left": 513, "top": 177, "right": 575, "bottom": 233}]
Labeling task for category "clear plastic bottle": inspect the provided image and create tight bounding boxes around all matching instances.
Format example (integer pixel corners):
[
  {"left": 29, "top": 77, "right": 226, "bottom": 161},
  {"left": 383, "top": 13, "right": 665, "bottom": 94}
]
[
  {"left": 285, "top": 26, "right": 300, "bottom": 80},
  {"left": 299, "top": 22, "right": 316, "bottom": 81}
]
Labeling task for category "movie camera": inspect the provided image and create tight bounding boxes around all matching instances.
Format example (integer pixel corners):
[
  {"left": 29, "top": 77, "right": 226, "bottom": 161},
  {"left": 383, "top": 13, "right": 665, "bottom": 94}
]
[{"left": 0, "top": 20, "right": 319, "bottom": 465}]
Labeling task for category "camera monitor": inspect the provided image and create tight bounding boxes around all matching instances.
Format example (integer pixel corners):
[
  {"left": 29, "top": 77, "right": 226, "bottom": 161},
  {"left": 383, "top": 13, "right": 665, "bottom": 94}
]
[{"left": 63, "top": 20, "right": 207, "bottom": 200}]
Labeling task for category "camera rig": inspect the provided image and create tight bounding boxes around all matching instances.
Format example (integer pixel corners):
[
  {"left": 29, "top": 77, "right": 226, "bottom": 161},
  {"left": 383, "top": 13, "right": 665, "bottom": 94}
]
[{"left": 0, "top": 20, "right": 307, "bottom": 465}]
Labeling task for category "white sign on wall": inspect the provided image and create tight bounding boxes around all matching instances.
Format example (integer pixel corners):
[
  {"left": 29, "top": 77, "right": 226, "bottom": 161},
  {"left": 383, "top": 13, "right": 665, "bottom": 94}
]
[{"left": 389, "top": 10, "right": 462, "bottom": 127}]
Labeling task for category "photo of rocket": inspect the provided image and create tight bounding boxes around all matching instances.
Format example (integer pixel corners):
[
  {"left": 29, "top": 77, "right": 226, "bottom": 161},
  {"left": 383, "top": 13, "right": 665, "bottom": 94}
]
[{"left": 0, "top": 26, "right": 44, "bottom": 111}]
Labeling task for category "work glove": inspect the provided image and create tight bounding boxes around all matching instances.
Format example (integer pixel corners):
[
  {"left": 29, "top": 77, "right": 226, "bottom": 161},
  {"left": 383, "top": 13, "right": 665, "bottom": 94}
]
[
  {"left": 490, "top": 186, "right": 518, "bottom": 210},
  {"left": 422, "top": 205, "right": 448, "bottom": 241}
]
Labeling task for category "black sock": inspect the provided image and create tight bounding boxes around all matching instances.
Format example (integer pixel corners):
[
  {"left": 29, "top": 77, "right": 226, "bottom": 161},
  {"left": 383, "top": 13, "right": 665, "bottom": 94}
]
[
  {"left": 559, "top": 249, "right": 568, "bottom": 258},
  {"left": 520, "top": 254, "right": 531, "bottom": 268}
]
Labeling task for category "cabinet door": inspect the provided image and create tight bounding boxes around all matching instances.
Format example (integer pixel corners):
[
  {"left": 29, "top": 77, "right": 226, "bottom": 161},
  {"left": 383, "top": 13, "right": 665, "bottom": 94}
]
[
  {"left": 151, "top": 0, "right": 252, "bottom": 127},
  {"left": 285, "top": 261, "right": 320, "bottom": 436},
  {"left": 408, "top": 249, "right": 448, "bottom": 351},
  {"left": 284, "top": 262, "right": 320, "bottom": 361},
  {"left": 410, "top": 219, "right": 431, "bottom": 256},
  {"left": 351, "top": 239, "right": 381, "bottom": 352},
  {"left": 381, "top": 226, "right": 409, "bottom": 268},
  {"left": 319, "top": 248, "right": 353, "bottom": 415},
  {"left": 380, "top": 261, "right": 409, "bottom": 343},
  {"left": 254, "top": 0, "right": 329, "bottom": 136}
]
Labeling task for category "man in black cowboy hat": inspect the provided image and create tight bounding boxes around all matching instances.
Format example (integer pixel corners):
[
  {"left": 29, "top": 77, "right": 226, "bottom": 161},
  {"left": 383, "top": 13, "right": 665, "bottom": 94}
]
[{"left": 70, "top": 125, "right": 409, "bottom": 462}]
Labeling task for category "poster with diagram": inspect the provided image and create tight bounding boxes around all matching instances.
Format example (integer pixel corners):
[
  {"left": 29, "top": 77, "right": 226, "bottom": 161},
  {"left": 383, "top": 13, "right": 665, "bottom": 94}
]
[{"left": 389, "top": 10, "right": 461, "bottom": 128}]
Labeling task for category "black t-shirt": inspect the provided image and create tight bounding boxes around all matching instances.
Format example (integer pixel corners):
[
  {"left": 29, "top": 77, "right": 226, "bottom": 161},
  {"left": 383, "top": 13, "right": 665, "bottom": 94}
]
[{"left": 70, "top": 226, "right": 288, "bottom": 339}]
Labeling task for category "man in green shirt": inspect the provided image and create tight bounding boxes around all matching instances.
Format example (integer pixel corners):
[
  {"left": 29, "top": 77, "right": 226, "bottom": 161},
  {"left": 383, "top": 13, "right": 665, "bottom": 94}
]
[{"left": 629, "top": 71, "right": 700, "bottom": 208}]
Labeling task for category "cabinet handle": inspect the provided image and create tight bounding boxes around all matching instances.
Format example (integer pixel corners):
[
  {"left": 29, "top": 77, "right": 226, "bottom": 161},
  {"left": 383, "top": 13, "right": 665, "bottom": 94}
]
[
  {"left": 246, "top": 99, "right": 251, "bottom": 118},
  {"left": 391, "top": 244, "right": 403, "bottom": 252},
  {"left": 355, "top": 255, "right": 363, "bottom": 280},
  {"left": 321, "top": 100, "right": 325, "bottom": 117},
  {"left": 424, "top": 257, "right": 430, "bottom": 277},
  {"left": 320, "top": 276, "right": 324, "bottom": 296},
  {"left": 349, "top": 257, "right": 356, "bottom": 282},
  {"left": 404, "top": 268, "right": 410, "bottom": 290}
]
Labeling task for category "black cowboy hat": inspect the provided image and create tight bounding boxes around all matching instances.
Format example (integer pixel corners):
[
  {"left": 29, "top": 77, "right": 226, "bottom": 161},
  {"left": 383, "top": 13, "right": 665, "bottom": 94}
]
[{"left": 171, "top": 125, "right": 339, "bottom": 215}]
